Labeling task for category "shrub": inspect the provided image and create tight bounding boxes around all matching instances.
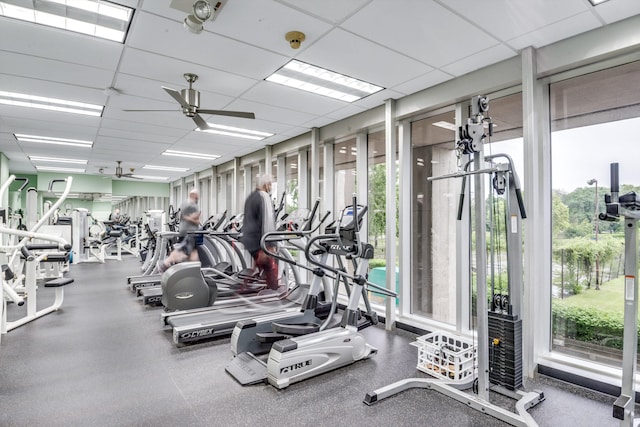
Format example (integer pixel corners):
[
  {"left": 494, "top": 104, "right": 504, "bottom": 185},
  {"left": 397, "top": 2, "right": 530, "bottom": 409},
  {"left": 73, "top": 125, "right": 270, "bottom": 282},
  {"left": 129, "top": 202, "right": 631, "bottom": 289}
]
[
  {"left": 552, "top": 301, "right": 632, "bottom": 349},
  {"left": 369, "top": 258, "right": 386, "bottom": 269}
]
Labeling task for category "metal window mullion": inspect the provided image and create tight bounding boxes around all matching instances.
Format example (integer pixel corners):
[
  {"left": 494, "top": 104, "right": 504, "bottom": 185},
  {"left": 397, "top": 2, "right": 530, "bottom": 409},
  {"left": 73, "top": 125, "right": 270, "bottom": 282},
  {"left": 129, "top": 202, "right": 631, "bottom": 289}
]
[
  {"left": 384, "top": 99, "right": 397, "bottom": 330},
  {"left": 398, "top": 119, "right": 411, "bottom": 319},
  {"left": 356, "top": 131, "right": 368, "bottom": 241}
]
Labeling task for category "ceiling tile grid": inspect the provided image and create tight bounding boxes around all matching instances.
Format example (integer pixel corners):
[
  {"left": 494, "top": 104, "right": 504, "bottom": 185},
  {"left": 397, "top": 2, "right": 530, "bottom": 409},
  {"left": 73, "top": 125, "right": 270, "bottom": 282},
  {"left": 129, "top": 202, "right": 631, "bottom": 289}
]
[{"left": 0, "top": 0, "right": 637, "bottom": 181}]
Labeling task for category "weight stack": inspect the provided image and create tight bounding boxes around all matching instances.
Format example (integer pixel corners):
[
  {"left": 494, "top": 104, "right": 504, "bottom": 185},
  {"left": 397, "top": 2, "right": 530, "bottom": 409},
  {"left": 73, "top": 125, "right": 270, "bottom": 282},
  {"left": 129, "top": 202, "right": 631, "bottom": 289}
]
[{"left": 488, "top": 311, "right": 522, "bottom": 390}]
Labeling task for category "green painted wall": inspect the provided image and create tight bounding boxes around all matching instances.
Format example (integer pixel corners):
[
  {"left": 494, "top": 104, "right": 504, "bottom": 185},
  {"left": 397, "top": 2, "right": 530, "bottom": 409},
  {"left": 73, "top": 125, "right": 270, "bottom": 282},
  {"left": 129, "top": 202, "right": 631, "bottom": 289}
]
[
  {"left": 0, "top": 153, "right": 9, "bottom": 210},
  {"left": 112, "top": 180, "right": 169, "bottom": 197},
  {"left": 36, "top": 173, "right": 112, "bottom": 193}
]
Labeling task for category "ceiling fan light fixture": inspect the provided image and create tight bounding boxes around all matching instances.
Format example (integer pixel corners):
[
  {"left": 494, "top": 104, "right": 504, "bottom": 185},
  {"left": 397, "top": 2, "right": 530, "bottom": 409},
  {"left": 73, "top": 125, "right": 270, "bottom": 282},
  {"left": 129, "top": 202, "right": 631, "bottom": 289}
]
[{"left": 184, "top": 14, "right": 204, "bottom": 34}]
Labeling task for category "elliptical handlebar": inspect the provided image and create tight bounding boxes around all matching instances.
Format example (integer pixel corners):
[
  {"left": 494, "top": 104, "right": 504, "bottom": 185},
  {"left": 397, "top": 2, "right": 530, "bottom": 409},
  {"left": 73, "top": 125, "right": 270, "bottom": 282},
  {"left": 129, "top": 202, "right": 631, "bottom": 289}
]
[
  {"left": 260, "top": 200, "right": 330, "bottom": 265},
  {"left": 304, "top": 233, "right": 396, "bottom": 298}
]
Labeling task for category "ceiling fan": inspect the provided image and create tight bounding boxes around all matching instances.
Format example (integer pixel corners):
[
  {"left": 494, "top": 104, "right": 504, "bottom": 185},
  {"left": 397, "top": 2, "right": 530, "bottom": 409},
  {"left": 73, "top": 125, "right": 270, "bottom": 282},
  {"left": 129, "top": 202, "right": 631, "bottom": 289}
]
[
  {"left": 124, "top": 73, "right": 255, "bottom": 131},
  {"left": 113, "top": 161, "right": 141, "bottom": 179}
]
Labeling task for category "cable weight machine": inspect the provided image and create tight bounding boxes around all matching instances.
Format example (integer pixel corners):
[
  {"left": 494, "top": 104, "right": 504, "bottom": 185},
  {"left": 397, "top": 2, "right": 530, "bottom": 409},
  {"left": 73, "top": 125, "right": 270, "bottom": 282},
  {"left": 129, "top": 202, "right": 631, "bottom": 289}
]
[
  {"left": 600, "top": 163, "right": 640, "bottom": 427},
  {"left": 364, "top": 96, "right": 544, "bottom": 426}
]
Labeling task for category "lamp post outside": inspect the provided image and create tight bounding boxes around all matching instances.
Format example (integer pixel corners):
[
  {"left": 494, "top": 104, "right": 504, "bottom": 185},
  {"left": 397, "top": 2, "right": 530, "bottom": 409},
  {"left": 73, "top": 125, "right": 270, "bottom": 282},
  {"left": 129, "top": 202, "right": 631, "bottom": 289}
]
[{"left": 587, "top": 178, "right": 600, "bottom": 290}]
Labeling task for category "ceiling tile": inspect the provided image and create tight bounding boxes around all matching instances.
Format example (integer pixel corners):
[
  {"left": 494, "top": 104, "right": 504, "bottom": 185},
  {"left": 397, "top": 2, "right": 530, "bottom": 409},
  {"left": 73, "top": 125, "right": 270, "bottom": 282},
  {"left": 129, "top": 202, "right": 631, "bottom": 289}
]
[
  {"left": 203, "top": 0, "right": 333, "bottom": 56},
  {"left": 324, "top": 104, "right": 368, "bottom": 120},
  {"left": 0, "top": 116, "right": 98, "bottom": 140},
  {"left": 352, "top": 89, "right": 405, "bottom": 110},
  {"left": 0, "top": 74, "right": 108, "bottom": 105},
  {"left": 117, "top": 49, "right": 257, "bottom": 99},
  {"left": 340, "top": 0, "right": 498, "bottom": 67},
  {"left": 438, "top": 0, "right": 589, "bottom": 41},
  {"left": 243, "top": 81, "right": 347, "bottom": 116},
  {"left": 99, "top": 121, "right": 189, "bottom": 140},
  {"left": 224, "top": 99, "right": 318, "bottom": 126},
  {"left": 127, "top": 11, "right": 288, "bottom": 80},
  {"left": 441, "top": 44, "right": 517, "bottom": 77},
  {"left": 297, "top": 28, "right": 431, "bottom": 88},
  {"left": 0, "top": 17, "right": 123, "bottom": 69},
  {"left": 506, "top": 11, "right": 602, "bottom": 50},
  {"left": 591, "top": 0, "right": 640, "bottom": 24},
  {"left": 276, "top": 0, "right": 371, "bottom": 24},
  {"left": 391, "top": 70, "right": 454, "bottom": 96},
  {"left": 0, "top": 51, "right": 115, "bottom": 90}
]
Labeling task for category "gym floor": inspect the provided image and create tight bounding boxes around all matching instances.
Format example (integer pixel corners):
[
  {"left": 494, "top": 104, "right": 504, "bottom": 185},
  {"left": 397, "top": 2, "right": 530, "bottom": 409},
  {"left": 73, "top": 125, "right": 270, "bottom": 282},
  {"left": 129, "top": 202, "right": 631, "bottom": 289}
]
[{"left": 0, "top": 257, "right": 624, "bottom": 426}]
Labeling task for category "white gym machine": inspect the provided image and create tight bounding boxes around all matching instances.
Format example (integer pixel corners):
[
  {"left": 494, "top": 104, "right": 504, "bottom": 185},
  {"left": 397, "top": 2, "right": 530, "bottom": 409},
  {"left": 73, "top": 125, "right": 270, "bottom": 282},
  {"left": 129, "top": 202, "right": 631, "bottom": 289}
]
[
  {"left": 599, "top": 163, "right": 640, "bottom": 427},
  {"left": 0, "top": 176, "right": 74, "bottom": 343},
  {"left": 364, "top": 96, "right": 544, "bottom": 426}
]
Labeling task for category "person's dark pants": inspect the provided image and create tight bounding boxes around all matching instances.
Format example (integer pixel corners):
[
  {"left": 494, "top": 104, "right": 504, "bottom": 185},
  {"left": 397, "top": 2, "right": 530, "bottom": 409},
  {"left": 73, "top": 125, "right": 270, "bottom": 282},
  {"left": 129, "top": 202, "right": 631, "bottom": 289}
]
[{"left": 252, "top": 248, "right": 279, "bottom": 290}]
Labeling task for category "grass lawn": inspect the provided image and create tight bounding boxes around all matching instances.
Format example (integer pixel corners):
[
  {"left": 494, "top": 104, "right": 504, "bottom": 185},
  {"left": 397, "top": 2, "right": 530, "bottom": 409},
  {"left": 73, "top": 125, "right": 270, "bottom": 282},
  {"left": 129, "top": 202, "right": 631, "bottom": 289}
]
[{"left": 558, "top": 276, "right": 640, "bottom": 318}]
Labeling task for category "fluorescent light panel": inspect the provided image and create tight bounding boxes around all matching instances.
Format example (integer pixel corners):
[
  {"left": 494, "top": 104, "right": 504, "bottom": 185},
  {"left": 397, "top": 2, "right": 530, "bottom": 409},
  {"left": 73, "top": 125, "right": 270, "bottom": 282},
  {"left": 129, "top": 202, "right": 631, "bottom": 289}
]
[
  {"left": 143, "top": 165, "right": 190, "bottom": 172},
  {"left": 36, "top": 165, "right": 85, "bottom": 173},
  {"left": 29, "top": 155, "right": 87, "bottom": 164},
  {"left": 131, "top": 175, "right": 169, "bottom": 180},
  {"left": 14, "top": 133, "right": 93, "bottom": 147},
  {"left": 266, "top": 60, "right": 384, "bottom": 102},
  {"left": 1, "top": 91, "right": 104, "bottom": 117},
  {"left": 432, "top": 121, "right": 457, "bottom": 131},
  {"left": 162, "top": 150, "right": 220, "bottom": 160},
  {"left": 198, "top": 123, "right": 274, "bottom": 140},
  {"left": 0, "top": 0, "right": 133, "bottom": 43}
]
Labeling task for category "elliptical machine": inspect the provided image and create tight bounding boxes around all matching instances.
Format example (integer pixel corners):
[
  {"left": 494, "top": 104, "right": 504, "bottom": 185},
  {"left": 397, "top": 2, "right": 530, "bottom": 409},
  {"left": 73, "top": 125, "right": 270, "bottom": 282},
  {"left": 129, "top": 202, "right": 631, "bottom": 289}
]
[{"left": 263, "top": 195, "right": 397, "bottom": 389}]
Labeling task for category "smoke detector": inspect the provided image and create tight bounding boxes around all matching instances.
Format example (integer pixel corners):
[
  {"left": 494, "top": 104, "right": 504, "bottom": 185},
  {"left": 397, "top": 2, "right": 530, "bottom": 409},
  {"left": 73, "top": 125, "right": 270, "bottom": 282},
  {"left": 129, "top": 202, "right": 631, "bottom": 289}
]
[{"left": 285, "top": 31, "right": 305, "bottom": 49}]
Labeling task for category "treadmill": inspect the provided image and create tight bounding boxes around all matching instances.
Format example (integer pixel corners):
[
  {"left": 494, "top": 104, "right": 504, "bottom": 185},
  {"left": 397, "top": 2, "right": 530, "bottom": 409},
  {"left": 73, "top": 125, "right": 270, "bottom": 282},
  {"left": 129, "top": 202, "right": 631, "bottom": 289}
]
[{"left": 161, "top": 200, "right": 330, "bottom": 345}]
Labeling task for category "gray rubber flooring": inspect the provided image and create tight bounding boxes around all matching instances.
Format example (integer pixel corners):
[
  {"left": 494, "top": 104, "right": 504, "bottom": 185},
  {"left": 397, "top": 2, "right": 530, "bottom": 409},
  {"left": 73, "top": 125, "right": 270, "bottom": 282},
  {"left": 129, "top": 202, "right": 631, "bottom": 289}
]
[{"left": 0, "top": 257, "right": 623, "bottom": 426}]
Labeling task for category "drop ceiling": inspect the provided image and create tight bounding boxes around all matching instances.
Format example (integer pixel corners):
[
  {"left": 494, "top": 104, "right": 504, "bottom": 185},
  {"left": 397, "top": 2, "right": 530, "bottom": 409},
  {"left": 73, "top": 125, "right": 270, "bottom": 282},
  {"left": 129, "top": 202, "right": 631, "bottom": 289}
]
[{"left": 0, "top": 0, "right": 639, "bottom": 182}]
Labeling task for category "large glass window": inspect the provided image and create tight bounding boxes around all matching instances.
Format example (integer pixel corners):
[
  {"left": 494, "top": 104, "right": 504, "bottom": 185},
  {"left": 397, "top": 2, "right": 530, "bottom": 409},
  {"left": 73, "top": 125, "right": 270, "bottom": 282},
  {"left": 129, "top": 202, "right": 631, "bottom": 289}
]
[
  {"left": 410, "top": 93, "right": 523, "bottom": 325},
  {"left": 334, "top": 137, "right": 357, "bottom": 216},
  {"left": 411, "top": 111, "right": 458, "bottom": 323},
  {"left": 225, "top": 172, "right": 233, "bottom": 215},
  {"left": 199, "top": 177, "right": 210, "bottom": 220},
  {"left": 550, "top": 60, "right": 640, "bottom": 366},
  {"left": 285, "top": 153, "right": 298, "bottom": 213}
]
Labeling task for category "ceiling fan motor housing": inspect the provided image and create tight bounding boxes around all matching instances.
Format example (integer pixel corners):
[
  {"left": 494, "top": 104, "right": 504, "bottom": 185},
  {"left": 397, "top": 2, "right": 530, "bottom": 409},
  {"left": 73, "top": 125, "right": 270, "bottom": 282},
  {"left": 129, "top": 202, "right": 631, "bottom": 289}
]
[{"left": 180, "top": 88, "right": 199, "bottom": 116}]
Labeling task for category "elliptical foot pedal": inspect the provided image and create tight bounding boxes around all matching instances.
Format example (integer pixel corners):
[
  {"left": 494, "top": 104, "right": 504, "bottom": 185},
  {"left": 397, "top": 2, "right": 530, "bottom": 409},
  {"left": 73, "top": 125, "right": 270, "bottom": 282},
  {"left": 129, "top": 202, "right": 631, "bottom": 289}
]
[{"left": 225, "top": 352, "right": 268, "bottom": 385}]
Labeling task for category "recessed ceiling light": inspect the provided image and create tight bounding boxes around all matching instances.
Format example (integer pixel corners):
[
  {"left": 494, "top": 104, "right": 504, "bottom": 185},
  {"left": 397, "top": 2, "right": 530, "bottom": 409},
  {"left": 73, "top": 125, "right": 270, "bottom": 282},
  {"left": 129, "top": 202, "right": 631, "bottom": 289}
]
[
  {"left": 14, "top": 134, "right": 93, "bottom": 147},
  {"left": 432, "top": 121, "right": 457, "bottom": 131},
  {"left": 1, "top": 91, "right": 104, "bottom": 117},
  {"left": 266, "top": 60, "right": 384, "bottom": 102},
  {"left": 588, "top": 0, "right": 610, "bottom": 5},
  {"left": 162, "top": 150, "right": 220, "bottom": 160},
  {"left": 130, "top": 175, "right": 169, "bottom": 180},
  {"left": 36, "top": 165, "right": 85, "bottom": 173},
  {"left": 196, "top": 123, "right": 274, "bottom": 140},
  {"left": 29, "top": 155, "right": 87, "bottom": 164},
  {"left": 143, "top": 165, "right": 190, "bottom": 172},
  {"left": 0, "top": 0, "right": 134, "bottom": 43}
]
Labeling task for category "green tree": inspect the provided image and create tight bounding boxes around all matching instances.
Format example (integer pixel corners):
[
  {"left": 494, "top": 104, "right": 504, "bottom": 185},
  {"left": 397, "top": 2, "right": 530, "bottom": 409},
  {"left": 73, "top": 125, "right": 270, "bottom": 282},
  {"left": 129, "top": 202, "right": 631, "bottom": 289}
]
[
  {"left": 369, "top": 163, "right": 387, "bottom": 249},
  {"left": 552, "top": 192, "right": 570, "bottom": 239}
]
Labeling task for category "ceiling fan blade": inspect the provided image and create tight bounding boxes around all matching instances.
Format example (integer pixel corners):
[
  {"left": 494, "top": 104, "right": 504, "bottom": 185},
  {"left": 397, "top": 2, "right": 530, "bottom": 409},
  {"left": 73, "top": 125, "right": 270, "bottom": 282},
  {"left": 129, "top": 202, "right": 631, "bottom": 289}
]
[
  {"left": 192, "top": 114, "right": 210, "bottom": 131},
  {"left": 162, "top": 86, "right": 190, "bottom": 109},
  {"left": 197, "top": 109, "right": 255, "bottom": 119},
  {"left": 123, "top": 109, "right": 179, "bottom": 112}
]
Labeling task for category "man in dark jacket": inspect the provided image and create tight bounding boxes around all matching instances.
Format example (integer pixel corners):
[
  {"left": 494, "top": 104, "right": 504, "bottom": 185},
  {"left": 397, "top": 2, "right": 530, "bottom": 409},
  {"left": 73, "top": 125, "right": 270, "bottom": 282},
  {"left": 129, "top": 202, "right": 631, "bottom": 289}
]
[{"left": 241, "top": 174, "right": 279, "bottom": 290}]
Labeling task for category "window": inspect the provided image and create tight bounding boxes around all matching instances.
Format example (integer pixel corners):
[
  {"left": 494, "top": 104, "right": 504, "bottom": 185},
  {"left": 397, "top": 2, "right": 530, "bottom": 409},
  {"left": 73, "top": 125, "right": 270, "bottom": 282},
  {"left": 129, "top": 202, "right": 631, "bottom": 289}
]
[
  {"left": 409, "top": 93, "right": 523, "bottom": 325},
  {"left": 550, "top": 60, "right": 640, "bottom": 366},
  {"left": 285, "top": 153, "right": 299, "bottom": 213},
  {"left": 411, "top": 111, "right": 458, "bottom": 323},
  {"left": 334, "top": 137, "right": 357, "bottom": 216}
]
